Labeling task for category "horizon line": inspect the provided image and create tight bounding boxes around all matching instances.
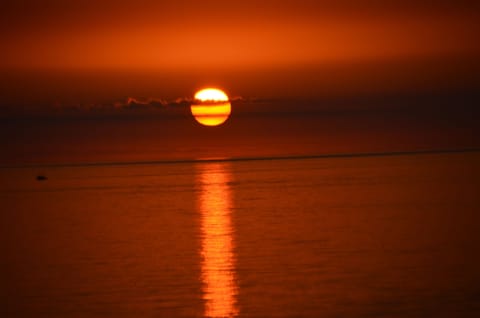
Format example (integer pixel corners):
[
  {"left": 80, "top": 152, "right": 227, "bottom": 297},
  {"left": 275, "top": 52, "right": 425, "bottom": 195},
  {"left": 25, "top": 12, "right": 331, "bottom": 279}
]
[{"left": 1, "top": 147, "right": 479, "bottom": 170}]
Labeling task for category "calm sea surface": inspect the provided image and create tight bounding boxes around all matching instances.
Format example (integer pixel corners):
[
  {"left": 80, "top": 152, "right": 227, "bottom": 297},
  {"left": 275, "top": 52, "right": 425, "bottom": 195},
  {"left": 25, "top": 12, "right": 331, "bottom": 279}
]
[{"left": 1, "top": 152, "right": 480, "bottom": 317}]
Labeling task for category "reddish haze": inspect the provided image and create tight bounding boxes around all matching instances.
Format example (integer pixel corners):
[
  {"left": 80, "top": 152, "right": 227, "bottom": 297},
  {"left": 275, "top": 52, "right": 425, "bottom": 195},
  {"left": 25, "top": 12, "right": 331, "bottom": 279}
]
[
  {"left": 0, "top": 1, "right": 479, "bottom": 165},
  {"left": 0, "top": 1, "right": 479, "bottom": 103}
]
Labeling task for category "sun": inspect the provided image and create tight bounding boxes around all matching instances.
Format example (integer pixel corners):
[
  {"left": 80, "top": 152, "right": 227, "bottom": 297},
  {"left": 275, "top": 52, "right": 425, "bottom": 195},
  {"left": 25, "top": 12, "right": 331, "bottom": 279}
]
[{"left": 191, "top": 88, "right": 232, "bottom": 126}]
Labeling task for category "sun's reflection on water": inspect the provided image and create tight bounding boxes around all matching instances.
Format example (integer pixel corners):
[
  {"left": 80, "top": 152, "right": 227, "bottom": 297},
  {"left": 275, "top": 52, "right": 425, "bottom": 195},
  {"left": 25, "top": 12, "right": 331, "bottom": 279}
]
[{"left": 197, "top": 163, "right": 238, "bottom": 318}]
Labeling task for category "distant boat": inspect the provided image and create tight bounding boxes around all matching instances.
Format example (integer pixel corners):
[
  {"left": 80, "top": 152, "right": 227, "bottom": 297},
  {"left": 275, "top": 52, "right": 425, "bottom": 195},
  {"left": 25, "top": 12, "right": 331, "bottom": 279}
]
[{"left": 36, "top": 175, "right": 48, "bottom": 181}]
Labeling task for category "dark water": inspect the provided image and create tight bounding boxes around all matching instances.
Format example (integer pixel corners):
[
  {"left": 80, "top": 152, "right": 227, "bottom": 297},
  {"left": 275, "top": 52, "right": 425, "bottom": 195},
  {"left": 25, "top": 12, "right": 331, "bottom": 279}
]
[{"left": 1, "top": 152, "right": 480, "bottom": 317}]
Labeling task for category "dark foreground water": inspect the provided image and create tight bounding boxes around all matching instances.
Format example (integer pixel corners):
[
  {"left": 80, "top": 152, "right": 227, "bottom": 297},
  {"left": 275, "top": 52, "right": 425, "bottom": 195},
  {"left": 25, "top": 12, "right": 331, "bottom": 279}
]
[{"left": 1, "top": 152, "right": 480, "bottom": 317}]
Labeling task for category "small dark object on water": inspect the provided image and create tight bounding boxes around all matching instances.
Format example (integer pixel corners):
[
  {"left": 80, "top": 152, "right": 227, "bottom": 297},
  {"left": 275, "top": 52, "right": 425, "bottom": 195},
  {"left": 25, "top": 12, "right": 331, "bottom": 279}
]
[{"left": 36, "top": 175, "right": 48, "bottom": 181}]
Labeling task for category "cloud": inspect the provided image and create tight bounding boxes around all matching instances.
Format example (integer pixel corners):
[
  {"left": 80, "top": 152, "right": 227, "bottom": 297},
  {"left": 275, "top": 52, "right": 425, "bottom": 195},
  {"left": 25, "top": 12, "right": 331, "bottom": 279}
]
[
  {"left": 121, "top": 97, "right": 168, "bottom": 109},
  {"left": 0, "top": 95, "right": 247, "bottom": 118},
  {"left": 51, "top": 96, "right": 194, "bottom": 113},
  {"left": 112, "top": 95, "right": 245, "bottom": 110}
]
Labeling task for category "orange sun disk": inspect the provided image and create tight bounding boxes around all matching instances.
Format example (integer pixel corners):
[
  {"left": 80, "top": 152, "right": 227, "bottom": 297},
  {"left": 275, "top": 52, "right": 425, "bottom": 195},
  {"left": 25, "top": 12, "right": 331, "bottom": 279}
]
[{"left": 191, "top": 88, "right": 232, "bottom": 126}]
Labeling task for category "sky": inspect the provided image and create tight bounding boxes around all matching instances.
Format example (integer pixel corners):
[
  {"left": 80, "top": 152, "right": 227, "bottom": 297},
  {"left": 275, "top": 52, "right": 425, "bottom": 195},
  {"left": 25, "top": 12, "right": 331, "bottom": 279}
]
[
  {"left": 0, "top": 0, "right": 479, "bottom": 164},
  {"left": 1, "top": 1, "right": 479, "bottom": 102},
  {"left": 3, "top": 1, "right": 478, "bottom": 69}
]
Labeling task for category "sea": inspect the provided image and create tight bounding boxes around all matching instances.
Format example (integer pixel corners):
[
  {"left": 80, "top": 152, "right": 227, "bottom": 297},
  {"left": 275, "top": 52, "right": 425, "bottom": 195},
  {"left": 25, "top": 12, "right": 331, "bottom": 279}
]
[{"left": 1, "top": 151, "right": 480, "bottom": 317}]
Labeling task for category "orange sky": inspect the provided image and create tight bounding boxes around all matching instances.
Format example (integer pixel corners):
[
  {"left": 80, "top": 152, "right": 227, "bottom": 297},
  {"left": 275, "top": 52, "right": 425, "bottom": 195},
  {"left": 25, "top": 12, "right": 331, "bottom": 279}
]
[
  {"left": 2, "top": 1, "right": 478, "bottom": 70},
  {"left": 0, "top": 0, "right": 479, "bottom": 165},
  {"left": 0, "top": 0, "right": 479, "bottom": 105}
]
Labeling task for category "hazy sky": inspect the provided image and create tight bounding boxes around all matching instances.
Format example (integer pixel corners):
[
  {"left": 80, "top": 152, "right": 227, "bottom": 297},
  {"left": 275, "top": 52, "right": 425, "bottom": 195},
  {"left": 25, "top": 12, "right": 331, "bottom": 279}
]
[
  {"left": 0, "top": 0, "right": 479, "bottom": 106},
  {"left": 2, "top": 1, "right": 478, "bottom": 70},
  {"left": 0, "top": 1, "right": 478, "bottom": 165}
]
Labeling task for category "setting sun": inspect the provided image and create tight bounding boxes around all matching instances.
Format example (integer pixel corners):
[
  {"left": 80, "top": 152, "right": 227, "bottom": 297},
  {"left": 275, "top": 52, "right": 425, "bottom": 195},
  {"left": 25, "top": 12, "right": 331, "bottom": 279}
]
[{"left": 191, "top": 88, "right": 231, "bottom": 126}]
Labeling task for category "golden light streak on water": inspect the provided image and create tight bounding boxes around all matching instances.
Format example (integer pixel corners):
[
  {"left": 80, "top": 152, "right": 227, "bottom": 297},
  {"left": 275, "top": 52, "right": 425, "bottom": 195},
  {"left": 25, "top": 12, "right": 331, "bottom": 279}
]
[{"left": 198, "top": 163, "right": 238, "bottom": 318}]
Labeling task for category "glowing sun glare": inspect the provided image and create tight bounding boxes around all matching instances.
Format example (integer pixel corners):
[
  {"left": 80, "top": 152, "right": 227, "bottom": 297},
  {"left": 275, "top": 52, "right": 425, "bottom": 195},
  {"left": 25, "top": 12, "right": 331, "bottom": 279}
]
[{"left": 191, "top": 88, "right": 231, "bottom": 126}]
